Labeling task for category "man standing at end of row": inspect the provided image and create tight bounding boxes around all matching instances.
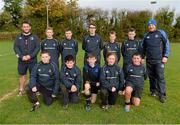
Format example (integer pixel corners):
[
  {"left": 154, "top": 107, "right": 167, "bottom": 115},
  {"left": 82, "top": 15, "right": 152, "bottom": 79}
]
[
  {"left": 142, "top": 19, "right": 170, "bottom": 103},
  {"left": 14, "top": 21, "right": 40, "bottom": 96}
]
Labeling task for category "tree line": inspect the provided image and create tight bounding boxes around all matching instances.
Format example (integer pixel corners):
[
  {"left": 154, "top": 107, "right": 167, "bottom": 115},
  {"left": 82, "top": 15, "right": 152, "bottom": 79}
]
[{"left": 0, "top": 0, "right": 180, "bottom": 42}]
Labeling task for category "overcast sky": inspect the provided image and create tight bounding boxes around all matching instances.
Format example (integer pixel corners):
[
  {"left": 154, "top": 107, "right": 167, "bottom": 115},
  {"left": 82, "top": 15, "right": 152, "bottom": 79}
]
[{"left": 0, "top": 0, "right": 180, "bottom": 16}]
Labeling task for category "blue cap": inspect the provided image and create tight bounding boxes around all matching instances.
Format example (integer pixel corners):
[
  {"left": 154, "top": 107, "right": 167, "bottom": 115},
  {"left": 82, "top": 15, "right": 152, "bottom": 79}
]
[{"left": 148, "top": 19, "right": 157, "bottom": 26}]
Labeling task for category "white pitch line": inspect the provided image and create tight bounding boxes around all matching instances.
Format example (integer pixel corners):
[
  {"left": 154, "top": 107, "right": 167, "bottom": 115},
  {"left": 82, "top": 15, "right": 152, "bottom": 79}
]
[
  {"left": 0, "top": 88, "right": 18, "bottom": 103},
  {"left": 0, "top": 53, "right": 14, "bottom": 57}
]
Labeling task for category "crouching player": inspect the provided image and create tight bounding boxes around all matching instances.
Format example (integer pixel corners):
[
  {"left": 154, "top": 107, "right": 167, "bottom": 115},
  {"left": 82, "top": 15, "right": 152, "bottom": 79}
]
[
  {"left": 60, "top": 55, "right": 82, "bottom": 109},
  {"left": 28, "top": 51, "right": 60, "bottom": 112},
  {"left": 83, "top": 54, "right": 101, "bottom": 112},
  {"left": 100, "top": 52, "right": 124, "bottom": 111},
  {"left": 124, "top": 52, "right": 147, "bottom": 112}
]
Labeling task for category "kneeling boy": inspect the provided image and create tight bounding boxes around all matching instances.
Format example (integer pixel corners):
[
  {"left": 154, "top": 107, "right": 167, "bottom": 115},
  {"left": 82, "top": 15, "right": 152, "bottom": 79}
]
[
  {"left": 28, "top": 51, "right": 60, "bottom": 111},
  {"left": 124, "top": 52, "right": 147, "bottom": 112},
  {"left": 83, "top": 53, "right": 101, "bottom": 112},
  {"left": 100, "top": 52, "right": 124, "bottom": 111},
  {"left": 60, "top": 55, "right": 82, "bottom": 109}
]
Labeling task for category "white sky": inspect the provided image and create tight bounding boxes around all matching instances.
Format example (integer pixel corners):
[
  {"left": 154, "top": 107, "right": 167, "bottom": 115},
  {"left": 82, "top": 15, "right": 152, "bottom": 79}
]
[{"left": 0, "top": 0, "right": 180, "bottom": 16}]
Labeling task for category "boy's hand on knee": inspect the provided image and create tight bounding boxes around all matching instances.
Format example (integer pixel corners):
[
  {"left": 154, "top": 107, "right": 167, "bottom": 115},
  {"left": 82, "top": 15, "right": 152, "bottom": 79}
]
[
  {"left": 71, "top": 85, "right": 77, "bottom": 92},
  {"left": 32, "top": 87, "right": 37, "bottom": 92},
  {"left": 112, "top": 87, "right": 116, "bottom": 92},
  {"left": 85, "top": 82, "right": 90, "bottom": 90}
]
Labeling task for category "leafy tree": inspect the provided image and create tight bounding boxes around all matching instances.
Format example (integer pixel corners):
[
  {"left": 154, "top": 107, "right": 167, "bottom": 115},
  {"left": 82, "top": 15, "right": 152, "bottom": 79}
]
[{"left": 4, "top": 0, "right": 23, "bottom": 27}]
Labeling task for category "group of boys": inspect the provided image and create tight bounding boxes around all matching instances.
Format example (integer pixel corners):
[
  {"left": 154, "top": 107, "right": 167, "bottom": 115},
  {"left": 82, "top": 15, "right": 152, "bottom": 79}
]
[{"left": 13, "top": 18, "right": 170, "bottom": 112}]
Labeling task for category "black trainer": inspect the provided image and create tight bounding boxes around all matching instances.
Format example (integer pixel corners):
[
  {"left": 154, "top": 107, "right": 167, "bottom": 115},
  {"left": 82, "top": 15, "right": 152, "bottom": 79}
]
[
  {"left": 85, "top": 105, "right": 91, "bottom": 112},
  {"left": 150, "top": 91, "right": 157, "bottom": 97},
  {"left": 102, "top": 105, "right": 108, "bottom": 111},
  {"left": 159, "top": 96, "right": 166, "bottom": 103},
  {"left": 30, "top": 103, "right": 40, "bottom": 112}
]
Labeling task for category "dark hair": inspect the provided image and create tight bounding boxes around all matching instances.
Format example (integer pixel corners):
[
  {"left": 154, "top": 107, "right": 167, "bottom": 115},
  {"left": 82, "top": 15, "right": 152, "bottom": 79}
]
[
  {"left": 132, "top": 52, "right": 142, "bottom": 58},
  {"left": 109, "top": 31, "right": 116, "bottom": 36},
  {"left": 65, "top": 55, "right": 75, "bottom": 62},
  {"left": 65, "top": 28, "right": 72, "bottom": 32},
  {"left": 128, "top": 28, "right": 136, "bottom": 33},
  {"left": 89, "top": 23, "right": 96, "bottom": 28},
  {"left": 87, "top": 53, "right": 96, "bottom": 59},
  {"left": 22, "top": 20, "right": 31, "bottom": 26},
  {"left": 41, "top": 51, "right": 50, "bottom": 56}
]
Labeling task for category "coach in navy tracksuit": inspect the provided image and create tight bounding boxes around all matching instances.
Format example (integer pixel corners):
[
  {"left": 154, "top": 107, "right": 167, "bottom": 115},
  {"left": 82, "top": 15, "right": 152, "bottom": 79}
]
[
  {"left": 41, "top": 27, "right": 60, "bottom": 67},
  {"left": 142, "top": 19, "right": 170, "bottom": 103},
  {"left": 28, "top": 51, "right": 60, "bottom": 111},
  {"left": 60, "top": 28, "right": 78, "bottom": 66},
  {"left": 82, "top": 23, "right": 103, "bottom": 65},
  {"left": 14, "top": 21, "right": 40, "bottom": 96}
]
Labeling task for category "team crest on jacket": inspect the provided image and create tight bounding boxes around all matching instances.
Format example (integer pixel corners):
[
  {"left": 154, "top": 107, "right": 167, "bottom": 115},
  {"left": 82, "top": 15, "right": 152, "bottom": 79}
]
[
  {"left": 53, "top": 43, "right": 56, "bottom": 46},
  {"left": 126, "top": 43, "right": 129, "bottom": 46},
  {"left": 155, "top": 34, "right": 159, "bottom": 38},
  {"left": 105, "top": 70, "right": 109, "bottom": 73},
  {"left": 87, "top": 40, "right": 90, "bottom": 43},
  {"left": 19, "top": 37, "right": 22, "bottom": 40},
  {"left": 44, "top": 43, "right": 47, "bottom": 46},
  {"left": 140, "top": 70, "right": 143, "bottom": 74},
  {"left": 65, "top": 72, "right": 68, "bottom": 75},
  {"left": 147, "top": 36, "right": 150, "bottom": 39},
  {"left": 72, "top": 43, "right": 74, "bottom": 46},
  {"left": 30, "top": 37, "right": 34, "bottom": 40},
  {"left": 73, "top": 74, "right": 76, "bottom": 77},
  {"left": 48, "top": 69, "right": 52, "bottom": 73},
  {"left": 130, "top": 69, "right": 133, "bottom": 72},
  {"left": 64, "top": 43, "right": 66, "bottom": 45},
  {"left": 96, "top": 40, "right": 99, "bottom": 43},
  {"left": 38, "top": 69, "right": 41, "bottom": 72}
]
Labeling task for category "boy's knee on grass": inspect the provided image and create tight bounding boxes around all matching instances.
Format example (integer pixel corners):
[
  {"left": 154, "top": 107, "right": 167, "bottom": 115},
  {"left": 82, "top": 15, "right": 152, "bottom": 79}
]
[{"left": 132, "top": 97, "right": 141, "bottom": 106}]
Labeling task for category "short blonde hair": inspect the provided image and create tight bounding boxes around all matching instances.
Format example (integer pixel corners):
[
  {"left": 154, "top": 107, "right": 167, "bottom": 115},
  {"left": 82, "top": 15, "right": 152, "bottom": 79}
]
[{"left": 45, "top": 27, "right": 53, "bottom": 32}]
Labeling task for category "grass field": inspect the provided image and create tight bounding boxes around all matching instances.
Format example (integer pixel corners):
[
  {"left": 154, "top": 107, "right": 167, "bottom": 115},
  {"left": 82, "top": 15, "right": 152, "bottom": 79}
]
[{"left": 0, "top": 41, "right": 180, "bottom": 124}]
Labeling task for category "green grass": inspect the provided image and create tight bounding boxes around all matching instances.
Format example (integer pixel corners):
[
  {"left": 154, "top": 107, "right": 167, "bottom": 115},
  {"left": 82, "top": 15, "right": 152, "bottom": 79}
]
[{"left": 0, "top": 41, "right": 180, "bottom": 124}]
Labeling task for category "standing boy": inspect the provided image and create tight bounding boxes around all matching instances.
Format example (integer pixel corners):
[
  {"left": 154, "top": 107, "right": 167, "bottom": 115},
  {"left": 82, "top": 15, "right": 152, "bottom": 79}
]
[
  {"left": 124, "top": 52, "right": 147, "bottom": 112},
  {"left": 83, "top": 53, "right": 101, "bottom": 112},
  {"left": 60, "top": 28, "right": 78, "bottom": 66},
  {"left": 103, "top": 31, "right": 121, "bottom": 64},
  {"left": 60, "top": 55, "right": 82, "bottom": 109},
  {"left": 121, "top": 28, "right": 142, "bottom": 72},
  {"left": 82, "top": 23, "right": 103, "bottom": 65},
  {"left": 41, "top": 27, "right": 60, "bottom": 67},
  {"left": 14, "top": 21, "right": 40, "bottom": 96},
  {"left": 28, "top": 51, "right": 60, "bottom": 111}
]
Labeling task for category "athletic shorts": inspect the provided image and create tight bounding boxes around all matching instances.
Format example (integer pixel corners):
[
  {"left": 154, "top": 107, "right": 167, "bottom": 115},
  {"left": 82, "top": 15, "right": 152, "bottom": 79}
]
[
  {"left": 126, "top": 82, "right": 143, "bottom": 99},
  {"left": 91, "top": 85, "right": 100, "bottom": 94},
  {"left": 18, "top": 61, "right": 36, "bottom": 75}
]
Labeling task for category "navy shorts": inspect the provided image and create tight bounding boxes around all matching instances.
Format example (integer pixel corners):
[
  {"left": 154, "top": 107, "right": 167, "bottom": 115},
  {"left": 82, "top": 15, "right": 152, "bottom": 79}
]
[
  {"left": 18, "top": 61, "right": 36, "bottom": 75},
  {"left": 90, "top": 85, "right": 100, "bottom": 94},
  {"left": 126, "top": 82, "right": 143, "bottom": 99}
]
